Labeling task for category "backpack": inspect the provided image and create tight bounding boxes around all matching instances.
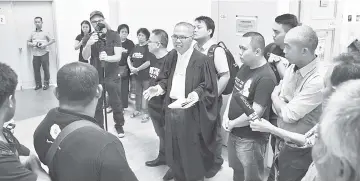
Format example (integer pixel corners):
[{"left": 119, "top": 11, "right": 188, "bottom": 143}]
[{"left": 208, "top": 41, "right": 239, "bottom": 95}]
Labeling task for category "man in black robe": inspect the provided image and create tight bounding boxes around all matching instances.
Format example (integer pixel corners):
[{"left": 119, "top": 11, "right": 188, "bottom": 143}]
[{"left": 144, "top": 22, "right": 218, "bottom": 181}]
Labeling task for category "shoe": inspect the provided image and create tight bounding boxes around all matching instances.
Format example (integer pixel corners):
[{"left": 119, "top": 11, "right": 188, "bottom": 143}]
[
  {"left": 145, "top": 157, "right": 166, "bottom": 167},
  {"left": 43, "top": 84, "right": 49, "bottom": 90},
  {"left": 205, "top": 165, "right": 222, "bottom": 178},
  {"left": 163, "top": 169, "right": 174, "bottom": 181},
  {"left": 116, "top": 126, "right": 125, "bottom": 138},
  {"left": 130, "top": 111, "right": 140, "bottom": 118},
  {"left": 34, "top": 85, "right": 42, "bottom": 90},
  {"left": 107, "top": 107, "right": 113, "bottom": 114},
  {"left": 141, "top": 114, "right": 150, "bottom": 123}
]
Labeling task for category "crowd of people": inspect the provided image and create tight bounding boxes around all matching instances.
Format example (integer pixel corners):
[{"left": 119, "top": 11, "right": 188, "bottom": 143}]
[{"left": 0, "top": 10, "right": 360, "bottom": 181}]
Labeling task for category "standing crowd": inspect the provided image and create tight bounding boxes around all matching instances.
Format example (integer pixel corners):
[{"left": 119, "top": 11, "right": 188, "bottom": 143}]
[{"left": 0, "top": 10, "right": 360, "bottom": 181}]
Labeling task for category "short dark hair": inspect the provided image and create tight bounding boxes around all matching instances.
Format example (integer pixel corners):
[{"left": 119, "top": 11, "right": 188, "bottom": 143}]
[
  {"left": 195, "top": 16, "right": 215, "bottom": 38},
  {"left": 137, "top": 28, "right": 150, "bottom": 40},
  {"left": 243, "top": 32, "right": 265, "bottom": 55},
  {"left": 0, "top": 63, "right": 18, "bottom": 107},
  {"left": 152, "top": 29, "right": 169, "bottom": 48},
  {"left": 57, "top": 62, "right": 99, "bottom": 106},
  {"left": 331, "top": 54, "right": 360, "bottom": 87},
  {"left": 275, "top": 14, "right": 298, "bottom": 31},
  {"left": 34, "top": 17, "right": 43, "bottom": 22},
  {"left": 117, "top": 24, "right": 130, "bottom": 34}
]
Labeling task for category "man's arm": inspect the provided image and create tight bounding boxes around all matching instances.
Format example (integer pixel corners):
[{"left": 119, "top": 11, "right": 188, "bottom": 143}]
[
  {"left": 44, "top": 32, "right": 55, "bottom": 47},
  {"left": 214, "top": 48, "right": 230, "bottom": 94},
  {"left": 230, "top": 77, "right": 276, "bottom": 128},
  {"left": 137, "top": 61, "right": 150, "bottom": 71},
  {"left": 0, "top": 154, "right": 49, "bottom": 181},
  {"left": 102, "top": 32, "right": 122, "bottom": 62},
  {"left": 98, "top": 141, "right": 138, "bottom": 181},
  {"left": 231, "top": 102, "right": 266, "bottom": 128},
  {"left": 28, "top": 33, "right": 36, "bottom": 47},
  {"left": 250, "top": 119, "right": 306, "bottom": 146},
  {"left": 272, "top": 75, "right": 324, "bottom": 123}
]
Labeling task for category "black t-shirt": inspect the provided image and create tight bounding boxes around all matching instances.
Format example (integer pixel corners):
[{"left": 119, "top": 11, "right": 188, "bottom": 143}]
[
  {"left": 33, "top": 108, "right": 138, "bottom": 181},
  {"left": 119, "top": 39, "right": 135, "bottom": 66},
  {"left": 75, "top": 34, "right": 90, "bottom": 63},
  {"left": 148, "top": 54, "right": 167, "bottom": 120},
  {"left": 0, "top": 129, "right": 37, "bottom": 181},
  {"left": 229, "top": 63, "right": 277, "bottom": 139},
  {"left": 130, "top": 44, "right": 151, "bottom": 81},
  {"left": 90, "top": 30, "right": 122, "bottom": 80}
]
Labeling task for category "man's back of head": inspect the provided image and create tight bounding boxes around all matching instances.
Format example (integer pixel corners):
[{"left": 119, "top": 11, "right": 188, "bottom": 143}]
[
  {"left": 56, "top": 62, "right": 100, "bottom": 107},
  {"left": 0, "top": 62, "right": 18, "bottom": 124},
  {"left": 317, "top": 79, "right": 360, "bottom": 181}
]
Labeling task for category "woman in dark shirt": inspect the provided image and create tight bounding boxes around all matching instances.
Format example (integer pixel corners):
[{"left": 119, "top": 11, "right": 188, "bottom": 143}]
[
  {"left": 127, "top": 28, "right": 151, "bottom": 122},
  {"left": 74, "top": 20, "right": 92, "bottom": 63},
  {"left": 117, "top": 24, "right": 135, "bottom": 109}
]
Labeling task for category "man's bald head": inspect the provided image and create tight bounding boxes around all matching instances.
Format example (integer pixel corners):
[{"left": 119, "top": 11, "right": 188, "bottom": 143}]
[{"left": 285, "top": 25, "right": 318, "bottom": 53}]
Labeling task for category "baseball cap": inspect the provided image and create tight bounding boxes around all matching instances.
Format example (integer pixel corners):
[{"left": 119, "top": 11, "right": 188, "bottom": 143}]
[{"left": 90, "top": 10, "right": 104, "bottom": 19}]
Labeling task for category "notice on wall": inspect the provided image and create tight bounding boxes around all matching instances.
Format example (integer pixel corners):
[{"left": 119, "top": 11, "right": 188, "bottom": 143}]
[
  {"left": 316, "top": 38, "right": 326, "bottom": 62},
  {"left": 0, "top": 15, "right": 6, "bottom": 25},
  {"left": 236, "top": 16, "right": 257, "bottom": 35},
  {"left": 320, "top": 0, "right": 329, "bottom": 7}
]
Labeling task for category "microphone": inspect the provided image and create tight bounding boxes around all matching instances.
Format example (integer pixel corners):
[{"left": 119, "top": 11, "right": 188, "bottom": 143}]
[{"left": 234, "top": 93, "right": 260, "bottom": 121}]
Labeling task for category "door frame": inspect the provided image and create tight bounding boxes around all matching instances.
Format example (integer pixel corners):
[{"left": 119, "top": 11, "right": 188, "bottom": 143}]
[
  {"left": 289, "top": 0, "right": 343, "bottom": 60},
  {"left": 1, "top": 0, "right": 59, "bottom": 90}
]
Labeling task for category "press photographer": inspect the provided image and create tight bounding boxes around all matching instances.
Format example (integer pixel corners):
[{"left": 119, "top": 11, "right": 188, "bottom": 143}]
[{"left": 82, "top": 11, "right": 127, "bottom": 136}]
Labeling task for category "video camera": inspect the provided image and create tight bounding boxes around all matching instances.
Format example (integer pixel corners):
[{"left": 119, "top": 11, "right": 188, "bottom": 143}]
[{"left": 92, "top": 22, "right": 107, "bottom": 40}]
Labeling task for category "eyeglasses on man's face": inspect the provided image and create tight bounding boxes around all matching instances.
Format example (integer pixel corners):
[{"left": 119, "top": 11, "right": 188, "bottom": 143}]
[{"left": 171, "top": 35, "right": 192, "bottom": 41}]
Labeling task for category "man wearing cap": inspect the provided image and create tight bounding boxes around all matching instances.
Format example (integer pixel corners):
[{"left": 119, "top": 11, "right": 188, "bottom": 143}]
[{"left": 83, "top": 11, "right": 127, "bottom": 137}]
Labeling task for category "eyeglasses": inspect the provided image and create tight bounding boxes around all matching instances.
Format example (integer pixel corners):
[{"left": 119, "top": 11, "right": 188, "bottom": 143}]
[
  {"left": 148, "top": 40, "right": 161, "bottom": 44},
  {"left": 91, "top": 19, "right": 104, "bottom": 24},
  {"left": 171, "top": 35, "right": 192, "bottom": 41}
]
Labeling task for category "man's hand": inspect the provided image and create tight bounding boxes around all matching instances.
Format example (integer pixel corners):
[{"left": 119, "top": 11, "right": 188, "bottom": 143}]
[
  {"left": 187, "top": 92, "right": 199, "bottom": 103},
  {"left": 250, "top": 118, "right": 275, "bottom": 133},
  {"left": 222, "top": 117, "right": 235, "bottom": 132},
  {"left": 39, "top": 44, "right": 47, "bottom": 49},
  {"left": 100, "top": 51, "right": 108, "bottom": 61},
  {"left": 120, "top": 47, "right": 128, "bottom": 53},
  {"left": 86, "top": 33, "right": 99, "bottom": 46},
  {"left": 143, "top": 85, "right": 164, "bottom": 100},
  {"left": 271, "top": 84, "right": 281, "bottom": 100},
  {"left": 130, "top": 67, "right": 139, "bottom": 74}
]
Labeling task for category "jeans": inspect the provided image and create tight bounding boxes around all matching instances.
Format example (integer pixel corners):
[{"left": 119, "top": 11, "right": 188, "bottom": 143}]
[
  {"left": 121, "top": 76, "right": 130, "bottom": 108},
  {"left": 134, "top": 79, "right": 150, "bottom": 112},
  {"left": 95, "top": 74, "right": 125, "bottom": 129},
  {"left": 148, "top": 107, "right": 165, "bottom": 160},
  {"left": 277, "top": 141, "right": 313, "bottom": 181},
  {"left": 228, "top": 133, "right": 267, "bottom": 181},
  {"left": 33, "top": 52, "right": 50, "bottom": 86}
]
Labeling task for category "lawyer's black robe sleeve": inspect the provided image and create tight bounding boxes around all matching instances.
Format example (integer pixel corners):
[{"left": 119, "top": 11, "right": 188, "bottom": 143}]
[{"left": 190, "top": 52, "right": 219, "bottom": 152}]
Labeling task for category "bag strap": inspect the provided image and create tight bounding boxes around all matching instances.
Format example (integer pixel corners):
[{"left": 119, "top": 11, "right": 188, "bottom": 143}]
[{"left": 45, "top": 120, "right": 100, "bottom": 167}]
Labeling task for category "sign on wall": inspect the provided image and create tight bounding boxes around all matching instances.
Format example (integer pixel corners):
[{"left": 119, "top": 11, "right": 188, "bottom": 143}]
[
  {"left": 235, "top": 15, "right": 257, "bottom": 35},
  {"left": 0, "top": 15, "right": 6, "bottom": 25}
]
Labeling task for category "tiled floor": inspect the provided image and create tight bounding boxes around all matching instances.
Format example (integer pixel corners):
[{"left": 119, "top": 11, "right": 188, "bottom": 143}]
[{"left": 13, "top": 86, "right": 233, "bottom": 181}]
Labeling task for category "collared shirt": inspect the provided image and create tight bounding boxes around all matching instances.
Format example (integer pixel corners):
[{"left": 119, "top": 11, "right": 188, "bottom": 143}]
[
  {"left": 169, "top": 48, "right": 194, "bottom": 99},
  {"left": 194, "top": 39, "right": 229, "bottom": 75},
  {"left": 28, "top": 29, "right": 54, "bottom": 56},
  {"left": 276, "top": 57, "right": 324, "bottom": 133}
]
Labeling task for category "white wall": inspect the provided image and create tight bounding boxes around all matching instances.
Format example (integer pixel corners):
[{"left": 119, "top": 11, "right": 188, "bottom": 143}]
[
  {"left": 53, "top": 0, "right": 109, "bottom": 67},
  {"left": 118, "top": 0, "right": 212, "bottom": 49}
]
